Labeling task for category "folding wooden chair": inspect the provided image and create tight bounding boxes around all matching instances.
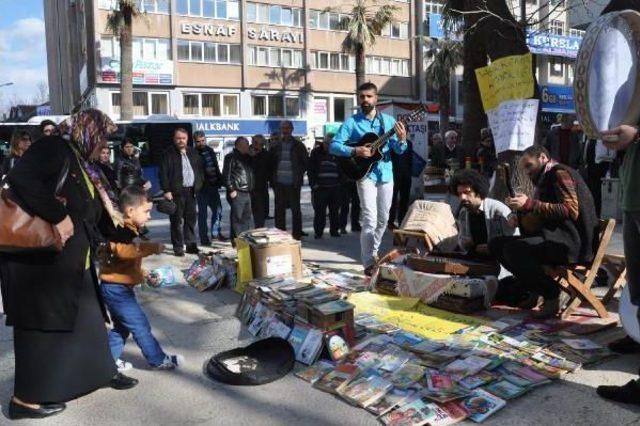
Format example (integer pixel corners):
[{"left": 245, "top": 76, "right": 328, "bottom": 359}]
[
  {"left": 544, "top": 218, "right": 616, "bottom": 319},
  {"left": 392, "top": 229, "right": 433, "bottom": 252},
  {"left": 601, "top": 253, "right": 627, "bottom": 305}
]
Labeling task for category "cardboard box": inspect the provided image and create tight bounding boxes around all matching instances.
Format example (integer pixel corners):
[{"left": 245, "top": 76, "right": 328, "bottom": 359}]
[{"left": 250, "top": 240, "right": 303, "bottom": 280}]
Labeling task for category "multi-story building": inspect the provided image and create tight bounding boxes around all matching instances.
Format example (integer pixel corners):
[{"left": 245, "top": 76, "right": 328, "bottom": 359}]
[{"left": 44, "top": 0, "right": 419, "bottom": 145}]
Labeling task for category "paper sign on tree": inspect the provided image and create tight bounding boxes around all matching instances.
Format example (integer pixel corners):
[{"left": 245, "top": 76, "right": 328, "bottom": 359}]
[{"left": 475, "top": 53, "right": 535, "bottom": 111}]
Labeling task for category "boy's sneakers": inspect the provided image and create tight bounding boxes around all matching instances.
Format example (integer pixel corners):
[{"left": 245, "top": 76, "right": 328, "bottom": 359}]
[
  {"left": 155, "top": 354, "right": 184, "bottom": 370},
  {"left": 116, "top": 359, "right": 133, "bottom": 373}
]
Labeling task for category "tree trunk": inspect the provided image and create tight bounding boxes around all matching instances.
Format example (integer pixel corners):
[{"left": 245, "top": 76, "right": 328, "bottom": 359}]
[
  {"left": 355, "top": 44, "right": 366, "bottom": 92},
  {"left": 120, "top": 8, "right": 134, "bottom": 121},
  {"left": 461, "top": 0, "right": 536, "bottom": 199},
  {"left": 438, "top": 79, "right": 450, "bottom": 137}
]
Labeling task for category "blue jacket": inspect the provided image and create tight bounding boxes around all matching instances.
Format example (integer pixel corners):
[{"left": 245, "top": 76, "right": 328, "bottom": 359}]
[{"left": 330, "top": 111, "right": 407, "bottom": 183}]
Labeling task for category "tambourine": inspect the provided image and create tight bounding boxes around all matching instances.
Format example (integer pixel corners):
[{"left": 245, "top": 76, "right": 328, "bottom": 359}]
[{"left": 574, "top": 10, "right": 640, "bottom": 139}]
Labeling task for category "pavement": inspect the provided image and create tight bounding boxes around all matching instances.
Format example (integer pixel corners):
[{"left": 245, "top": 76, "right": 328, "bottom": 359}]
[{"left": 1, "top": 189, "right": 640, "bottom": 425}]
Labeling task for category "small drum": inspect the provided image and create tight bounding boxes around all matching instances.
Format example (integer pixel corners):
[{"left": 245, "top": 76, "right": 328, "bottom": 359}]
[{"left": 574, "top": 10, "right": 640, "bottom": 139}]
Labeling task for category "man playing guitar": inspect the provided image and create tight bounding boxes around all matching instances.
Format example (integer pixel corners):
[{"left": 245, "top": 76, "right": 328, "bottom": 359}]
[{"left": 330, "top": 82, "right": 407, "bottom": 276}]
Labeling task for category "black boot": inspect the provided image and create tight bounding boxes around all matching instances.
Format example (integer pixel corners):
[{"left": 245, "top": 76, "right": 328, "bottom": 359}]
[{"left": 8, "top": 400, "right": 66, "bottom": 420}]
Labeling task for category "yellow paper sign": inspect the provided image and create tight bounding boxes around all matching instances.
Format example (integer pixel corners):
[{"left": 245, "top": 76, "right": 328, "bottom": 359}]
[
  {"left": 235, "top": 239, "right": 253, "bottom": 293},
  {"left": 348, "top": 292, "right": 486, "bottom": 340},
  {"left": 475, "top": 53, "right": 534, "bottom": 111}
]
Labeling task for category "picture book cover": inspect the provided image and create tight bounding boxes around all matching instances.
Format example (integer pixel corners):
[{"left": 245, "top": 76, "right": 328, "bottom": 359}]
[
  {"left": 458, "top": 370, "right": 498, "bottom": 390},
  {"left": 366, "top": 388, "right": 416, "bottom": 416},
  {"left": 444, "top": 356, "right": 492, "bottom": 378},
  {"left": 485, "top": 380, "right": 527, "bottom": 400},
  {"left": 294, "top": 360, "right": 335, "bottom": 384},
  {"left": 287, "top": 323, "right": 311, "bottom": 357},
  {"left": 429, "top": 401, "right": 470, "bottom": 426},
  {"left": 390, "top": 363, "right": 426, "bottom": 389},
  {"left": 313, "top": 363, "right": 359, "bottom": 394},
  {"left": 298, "top": 328, "right": 324, "bottom": 365},
  {"left": 325, "top": 329, "right": 351, "bottom": 362},
  {"left": 340, "top": 374, "right": 393, "bottom": 408},
  {"left": 460, "top": 389, "right": 506, "bottom": 423},
  {"left": 380, "top": 395, "right": 439, "bottom": 426}
]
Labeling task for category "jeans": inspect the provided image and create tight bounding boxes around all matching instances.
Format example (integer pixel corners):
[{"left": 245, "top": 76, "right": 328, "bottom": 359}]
[
  {"left": 624, "top": 211, "right": 640, "bottom": 305},
  {"left": 251, "top": 185, "right": 269, "bottom": 228},
  {"left": 101, "top": 283, "right": 167, "bottom": 367},
  {"left": 170, "top": 187, "right": 197, "bottom": 252},
  {"left": 312, "top": 187, "right": 340, "bottom": 237},
  {"left": 229, "top": 191, "right": 253, "bottom": 240},
  {"left": 197, "top": 186, "right": 222, "bottom": 243},
  {"left": 357, "top": 178, "right": 394, "bottom": 267},
  {"left": 489, "top": 236, "right": 567, "bottom": 300},
  {"left": 339, "top": 181, "right": 361, "bottom": 230},
  {"left": 274, "top": 184, "right": 303, "bottom": 238}
]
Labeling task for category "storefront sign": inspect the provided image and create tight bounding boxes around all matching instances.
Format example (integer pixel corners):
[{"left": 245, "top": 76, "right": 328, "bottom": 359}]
[
  {"left": 247, "top": 27, "right": 303, "bottom": 43},
  {"left": 193, "top": 119, "right": 307, "bottom": 136},
  {"left": 99, "top": 58, "right": 173, "bottom": 85},
  {"left": 540, "top": 84, "right": 575, "bottom": 113},
  {"left": 180, "top": 22, "right": 237, "bottom": 37},
  {"left": 526, "top": 31, "right": 582, "bottom": 58}
]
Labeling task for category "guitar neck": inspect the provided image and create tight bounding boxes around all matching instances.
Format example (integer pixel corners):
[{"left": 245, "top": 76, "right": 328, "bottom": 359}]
[{"left": 371, "top": 128, "right": 397, "bottom": 151}]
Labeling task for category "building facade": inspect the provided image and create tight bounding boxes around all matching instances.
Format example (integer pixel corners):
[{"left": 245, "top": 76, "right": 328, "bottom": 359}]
[{"left": 44, "top": 0, "right": 419, "bottom": 142}]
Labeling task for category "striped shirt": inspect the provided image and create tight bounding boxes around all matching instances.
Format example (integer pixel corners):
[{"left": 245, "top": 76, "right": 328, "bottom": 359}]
[
  {"left": 276, "top": 139, "right": 294, "bottom": 185},
  {"left": 523, "top": 162, "right": 579, "bottom": 221}
]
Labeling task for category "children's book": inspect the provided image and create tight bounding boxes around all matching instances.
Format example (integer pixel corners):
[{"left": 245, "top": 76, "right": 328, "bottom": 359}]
[
  {"left": 339, "top": 374, "right": 393, "bottom": 408},
  {"left": 294, "top": 360, "right": 335, "bottom": 384},
  {"left": 457, "top": 370, "right": 498, "bottom": 390},
  {"left": 287, "top": 323, "right": 311, "bottom": 357},
  {"left": 390, "top": 363, "right": 425, "bottom": 389},
  {"left": 460, "top": 389, "right": 506, "bottom": 423},
  {"left": 485, "top": 380, "right": 527, "bottom": 400},
  {"left": 313, "top": 363, "right": 359, "bottom": 394},
  {"left": 366, "top": 388, "right": 416, "bottom": 416},
  {"left": 380, "top": 395, "right": 439, "bottom": 426},
  {"left": 297, "top": 328, "right": 324, "bottom": 365}
]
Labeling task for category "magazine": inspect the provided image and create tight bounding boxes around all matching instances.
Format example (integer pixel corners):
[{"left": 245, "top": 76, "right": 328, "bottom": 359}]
[
  {"left": 457, "top": 370, "right": 497, "bottom": 390},
  {"left": 409, "top": 340, "right": 446, "bottom": 354},
  {"left": 430, "top": 401, "right": 470, "bottom": 426},
  {"left": 294, "top": 360, "right": 335, "bottom": 384},
  {"left": 444, "top": 356, "right": 492, "bottom": 378},
  {"left": 339, "top": 374, "right": 394, "bottom": 407},
  {"left": 287, "top": 323, "right": 311, "bottom": 357},
  {"left": 258, "top": 316, "right": 291, "bottom": 340},
  {"left": 379, "top": 349, "right": 411, "bottom": 372},
  {"left": 426, "top": 371, "right": 455, "bottom": 392},
  {"left": 390, "top": 363, "right": 426, "bottom": 389},
  {"left": 247, "top": 303, "right": 271, "bottom": 336},
  {"left": 460, "top": 389, "right": 506, "bottom": 423}
]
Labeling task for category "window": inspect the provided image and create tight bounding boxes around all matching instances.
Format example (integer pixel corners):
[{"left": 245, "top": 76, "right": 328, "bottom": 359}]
[
  {"left": 151, "top": 93, "right": 169, "bottom": 114},
  {"left": 310, "top": 51, "right": 354, "bottom": 72},
  {"left": 252, "top": 95, "right": 266, "bottom": 115},
  {"left": 569, "top": 28, "right": 585, "bottom": 38},
  {"left": 366, "top": 56, "right": 409, "bottom": 76},
  {"left": 246, "top": 2, "right": 303, "bottom": 27},
  {"left": 550, "top": 19, "right": 564, "bottom": 36},
  {"left": 309, "top": 10, "right": 349, "bottom": 30},
  {"left": 177, "top": 40, "right": 241, "bottom": 64},
  {"left": 251, "top": 95, "right": 299, "bottom": 117},
  {"left": 182, "top": 93, "right": 239, "bottom": 116},
  {"left": 550, "top": 57, "right": 564, "bottom": 77},
  {"left": 424, "top": 1, "right": 444, "bottom": 15},
  {"left": 177, "top": 0, "right": 239, "bottom": 19},
  {"left": 248, "top": 46, "right": 303, "bottom": 68},
  {"left": 139, "top": 0, "right": 170, "bottom": 13},
  {"left": 111, "top": 91, "right": 161, "bottom": 117},
  {"left": 101, "top": 36, "right": 171, "bottom": 60}
]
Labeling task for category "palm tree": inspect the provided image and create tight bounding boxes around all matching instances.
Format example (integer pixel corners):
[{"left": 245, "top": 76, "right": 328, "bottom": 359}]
[
  {"left": 106, "top": 1, "right": 144, "bottom": 120},
  {"left": 424, "top": 38, "right": 463, "bottom": 137},
  {"left": 339, "top": 0, "right": 399, "bottom": 91}
]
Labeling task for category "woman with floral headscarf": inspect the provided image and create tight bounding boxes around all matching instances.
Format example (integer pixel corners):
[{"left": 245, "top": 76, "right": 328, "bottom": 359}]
[{"left": 0, "top": 109, "right": 138, "bottom": 420}]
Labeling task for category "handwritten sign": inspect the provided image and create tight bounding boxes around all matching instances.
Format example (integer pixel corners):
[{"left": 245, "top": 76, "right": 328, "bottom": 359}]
[
  {"left": 488, "top": 99, "right": 539, "bottom": 153},
  {"left": 475, "top": 53, "right": 535, "bottom": 111}
]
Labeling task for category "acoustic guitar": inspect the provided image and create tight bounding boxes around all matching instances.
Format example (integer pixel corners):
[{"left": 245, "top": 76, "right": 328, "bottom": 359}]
[
  {"left": 336, "top": 105, "right": 428, "bottom": 181},
  {"left": 502, "top": 163, "right": 541, "bottom": 236}
]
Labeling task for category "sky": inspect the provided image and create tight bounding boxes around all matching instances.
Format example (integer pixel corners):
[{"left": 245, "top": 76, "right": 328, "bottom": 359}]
[{"left": 0, "top": 0, "right": 47, "bottom": 113}]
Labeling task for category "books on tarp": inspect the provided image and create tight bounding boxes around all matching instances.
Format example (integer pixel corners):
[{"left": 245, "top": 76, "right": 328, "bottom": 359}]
[{"left": 460, "top": 389, "right": 506, "bottom": 423}]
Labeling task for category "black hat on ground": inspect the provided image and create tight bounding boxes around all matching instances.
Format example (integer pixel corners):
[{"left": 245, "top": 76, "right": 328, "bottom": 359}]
[{"left": 205, "top": 337, "right": 295, "bottom": 386}]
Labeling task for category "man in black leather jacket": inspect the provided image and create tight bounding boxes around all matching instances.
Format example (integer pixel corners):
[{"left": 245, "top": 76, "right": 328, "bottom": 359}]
[
  {"left": 222, "top": 137, "right": 255, "bottom": 241},
  {"left": 159, "top": 128, "right": 204, "bottom": 256}
]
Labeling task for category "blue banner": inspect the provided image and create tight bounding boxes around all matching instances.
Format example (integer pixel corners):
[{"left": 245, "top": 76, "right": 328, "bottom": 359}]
[
  {"left": 192, "top": 119, "right": 307, "bottom": 136},
  {"left": 429, "top": 14, "right": 445, "bottom": 39},
  {"left": 540, "top": 85, "right": 575, "bottom": 113},
  {"left": 526, "top": 31, "right": 582, "bottom": 58}
]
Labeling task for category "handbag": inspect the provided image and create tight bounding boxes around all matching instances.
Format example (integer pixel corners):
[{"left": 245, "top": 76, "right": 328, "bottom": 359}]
[{"left": 0, "top": 157, "right": 71, "bottom": 253}]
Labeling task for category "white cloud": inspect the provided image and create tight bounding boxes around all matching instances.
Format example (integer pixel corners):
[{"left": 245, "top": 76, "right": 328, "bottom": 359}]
[{"left": 0, "top": 17, "right": 47, "bottom": 113}]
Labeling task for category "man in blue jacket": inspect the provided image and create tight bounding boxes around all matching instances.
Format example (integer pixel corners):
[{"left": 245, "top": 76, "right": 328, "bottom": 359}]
[{"left": 330, "top": 82, "right": 407, "bottom": 275}]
